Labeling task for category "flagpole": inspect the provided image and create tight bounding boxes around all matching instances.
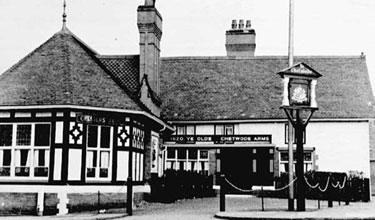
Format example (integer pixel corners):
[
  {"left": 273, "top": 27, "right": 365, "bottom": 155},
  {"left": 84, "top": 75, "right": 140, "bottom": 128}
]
[{"left": 287, "top": 0, "right": 295, "bottom": 212}]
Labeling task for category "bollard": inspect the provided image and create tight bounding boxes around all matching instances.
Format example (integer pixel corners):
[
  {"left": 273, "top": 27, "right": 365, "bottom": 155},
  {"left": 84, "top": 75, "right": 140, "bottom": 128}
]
[{"left": 219, "top": 174, "right": 225, "bottom": 212}]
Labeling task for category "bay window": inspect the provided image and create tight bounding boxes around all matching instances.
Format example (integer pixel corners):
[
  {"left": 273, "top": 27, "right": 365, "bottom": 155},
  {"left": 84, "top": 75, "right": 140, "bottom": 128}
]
[{"left": 0, "top": 123, "right": 50, "bottom": 178}]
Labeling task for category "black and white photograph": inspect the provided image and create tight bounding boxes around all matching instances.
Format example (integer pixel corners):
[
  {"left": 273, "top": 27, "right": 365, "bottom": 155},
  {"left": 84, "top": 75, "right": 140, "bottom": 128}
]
[{"left": 0, "top": 0, "right": 375, "bottom": 219}]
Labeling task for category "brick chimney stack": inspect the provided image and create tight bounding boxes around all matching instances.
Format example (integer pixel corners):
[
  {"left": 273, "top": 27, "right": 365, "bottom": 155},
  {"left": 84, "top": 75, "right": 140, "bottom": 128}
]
[
  {"left": 137, "top": 0, "right": 162, "bottom": 95},
  {"left": 225, "top": 19, "right": 256, "bottom": 57}
]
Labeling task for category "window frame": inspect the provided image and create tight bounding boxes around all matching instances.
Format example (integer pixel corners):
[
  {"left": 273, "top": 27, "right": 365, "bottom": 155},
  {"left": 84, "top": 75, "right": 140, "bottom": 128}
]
[
  {"left": 165, "top": 148, "right": 210, "bottom": 175},
  {"left": 86, "top": 125, "right": 113, "bottom": 181},
  {"left": 279, "top": 150, "right": 314, "bottom": 173},
  {"left": 0, "top": 123, "right": 51, "bottom": 180},
  {"left": 215, "top": 124, "right": 235, "bottom": 135}
]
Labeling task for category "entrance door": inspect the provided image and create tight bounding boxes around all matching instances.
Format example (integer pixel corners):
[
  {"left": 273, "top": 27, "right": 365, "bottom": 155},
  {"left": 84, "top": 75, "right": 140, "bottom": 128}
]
[{"left": 221, "top": 147, "right": 274, "bottom": 192}]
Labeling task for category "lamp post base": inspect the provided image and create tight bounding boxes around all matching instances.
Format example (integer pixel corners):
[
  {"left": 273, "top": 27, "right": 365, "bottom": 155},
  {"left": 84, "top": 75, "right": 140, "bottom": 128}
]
[{"left": 288, "top": 198, "right": 294, "bottom": 211}]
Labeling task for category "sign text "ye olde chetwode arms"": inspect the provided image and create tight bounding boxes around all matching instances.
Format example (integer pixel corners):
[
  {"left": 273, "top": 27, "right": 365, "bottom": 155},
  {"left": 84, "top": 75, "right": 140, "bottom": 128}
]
[{"left": 166, "top": 135, "right": 272, "bottom": 144}]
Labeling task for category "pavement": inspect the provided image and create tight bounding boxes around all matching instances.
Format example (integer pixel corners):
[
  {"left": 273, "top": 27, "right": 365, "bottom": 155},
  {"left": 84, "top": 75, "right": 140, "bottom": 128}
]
[
  {"left": 1, "top": 196, "right": 375, "bottom": 220},
  {"left": 215, "top": 198, "right": 375, "bottom": 220}
]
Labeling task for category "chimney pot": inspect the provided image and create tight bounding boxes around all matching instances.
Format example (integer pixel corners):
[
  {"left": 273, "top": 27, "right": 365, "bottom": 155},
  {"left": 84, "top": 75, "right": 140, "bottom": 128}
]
[
  {"left": 246, "top": 20, "right": 251, "bottom": 29},
  {"left": 231, "top": 19, "right": 237, "bottom": 29},
  {"left": 239, "top": 19, "right": 244, "bottom": 29}
]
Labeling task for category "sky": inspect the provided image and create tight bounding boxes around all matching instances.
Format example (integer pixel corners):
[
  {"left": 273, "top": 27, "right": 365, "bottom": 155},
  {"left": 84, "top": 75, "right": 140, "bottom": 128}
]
[{"left": 1, "top": 0, "right": 375, "bottom": 92}]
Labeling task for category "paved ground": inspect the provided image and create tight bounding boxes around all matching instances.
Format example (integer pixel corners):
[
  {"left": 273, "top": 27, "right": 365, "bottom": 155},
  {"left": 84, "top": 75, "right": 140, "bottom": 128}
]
[{"left": 1, "top": 195, "right": 375, "bottom": 220}]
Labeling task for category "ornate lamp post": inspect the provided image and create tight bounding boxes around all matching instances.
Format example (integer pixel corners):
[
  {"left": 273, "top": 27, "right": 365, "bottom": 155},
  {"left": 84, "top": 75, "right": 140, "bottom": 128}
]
[{"left": 277, "top": 62, "right": 322, "bottom": 211}]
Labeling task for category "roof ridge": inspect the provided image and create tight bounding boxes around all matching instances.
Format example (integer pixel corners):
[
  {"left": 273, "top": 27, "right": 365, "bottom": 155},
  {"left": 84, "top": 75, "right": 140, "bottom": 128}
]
[
  {"left": 97, "top": 54, "right": 140, "bottom": 59},
  {"left": 161, "top": 55, "right": 365, "bottom": 61}
]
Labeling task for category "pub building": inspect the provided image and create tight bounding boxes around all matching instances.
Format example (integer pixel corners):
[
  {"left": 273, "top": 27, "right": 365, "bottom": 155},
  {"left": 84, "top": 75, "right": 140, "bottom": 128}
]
[
  {"left": 0, "top": 0, "right": 172, "bottom": 215},
  {"left": 161, "top": 19, "right": 375, "bottom": 193},
  {"left": 1, "top": 0, "right": 375, "bottom": 215}
]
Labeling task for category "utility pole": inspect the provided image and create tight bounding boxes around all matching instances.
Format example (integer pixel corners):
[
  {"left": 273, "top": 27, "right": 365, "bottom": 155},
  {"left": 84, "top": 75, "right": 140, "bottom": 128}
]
[{"left": 287, "top": 0, "right": 295, "bottom": 212}]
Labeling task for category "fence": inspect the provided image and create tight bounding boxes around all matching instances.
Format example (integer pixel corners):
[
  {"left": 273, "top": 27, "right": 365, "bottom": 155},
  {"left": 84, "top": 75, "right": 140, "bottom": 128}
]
[
  {"left": 220, "top": 170, "right": 370, "bottom": 212},
  {"left": 149, "top": 170, "right": 216, "bottom": 203}
]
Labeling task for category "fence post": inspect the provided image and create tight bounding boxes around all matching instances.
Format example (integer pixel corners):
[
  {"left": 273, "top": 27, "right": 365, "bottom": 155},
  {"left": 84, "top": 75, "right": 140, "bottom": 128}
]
[
  {"left": 363, "top": 178, "right": 370, "bottom": 202},
  {"left": 328, "top": 182, "right": 333, "bottom": 208},
  {"left": 220, "top": 174, "right": 226, "bottom": 212},
  {"left": 97, "top": 191, "right": 100, "bottom": 214},
  {"left": 261, "top": 186, "right": 264, "bottom": 211},
  {"left": 127, "top": 177, "right": 133, "bottom": 216},
  {"left": 345, "top": 177, "right": 350, "bottom": 205}
]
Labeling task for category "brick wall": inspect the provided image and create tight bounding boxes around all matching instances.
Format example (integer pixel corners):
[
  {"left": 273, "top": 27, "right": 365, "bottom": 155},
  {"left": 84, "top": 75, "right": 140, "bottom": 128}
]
[
  {"left": 0, "top": 191, "right": 145, "bottom": 216},
  {"left": 0, "top": 193, "right": 37, "bottom": 215},
  {"left": 44, "top": 193, "right": 58, "bottom": 215}
]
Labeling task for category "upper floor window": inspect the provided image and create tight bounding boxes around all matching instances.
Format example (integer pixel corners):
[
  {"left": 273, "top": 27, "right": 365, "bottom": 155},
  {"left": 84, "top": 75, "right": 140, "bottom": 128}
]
[
  {"left": 0, "top": 123, "right": 50, "bottom": 178},
  {"left": 215, "top": 124, "right": 234, "bottom": 135},
  {"left": 176, "top": 125, "right": 195, "bottom": 135}
]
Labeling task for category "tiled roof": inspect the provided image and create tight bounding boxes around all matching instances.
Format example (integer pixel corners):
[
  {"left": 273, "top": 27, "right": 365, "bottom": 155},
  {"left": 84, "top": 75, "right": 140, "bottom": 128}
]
[
  {"left": 98, "top": 55, "right": 140, "bottom": 98},
  {"left": 160, "top": 56, "right": 375, "bottom": 121},
  {"left": 0, "top": 28, "right": 143, "bottom": 111}
]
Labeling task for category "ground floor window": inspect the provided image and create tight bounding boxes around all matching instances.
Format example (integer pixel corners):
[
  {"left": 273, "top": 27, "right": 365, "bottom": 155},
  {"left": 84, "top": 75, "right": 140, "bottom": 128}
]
[
  {"left": 166, "top": 148, "right": 209, "bottom": 175},
  {"left": 0, "top": 123, "right": 50, "bottom": 178},
  {"left": 279, "top": 150, "right": 314, "bottom": 173}
]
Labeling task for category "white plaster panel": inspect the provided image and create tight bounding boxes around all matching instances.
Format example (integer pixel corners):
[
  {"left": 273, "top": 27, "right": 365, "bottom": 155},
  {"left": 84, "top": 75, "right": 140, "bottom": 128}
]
[
  {"left": 55, "top": 122, "right": 64, "bottom": 144},
  {"left": 238, "top": 122, "right": 285, "bottom": 146},
  {"left": 117, "top": 151, "right": 129, "bottom": 181},
  {"left": 195, "top": 125, "right": 214, "bottom": 135},
  {"left": 68, "top": 149, "right": 82, "bottom": 181},
  {"left": 307, "top": 122, "right": 370, "bottom": 177},
  {"left": 238, "top": 121, "right": 370, "bottom": 177},
  {"left": 53, "top": 149, "right": 62, "bottom": 181}
]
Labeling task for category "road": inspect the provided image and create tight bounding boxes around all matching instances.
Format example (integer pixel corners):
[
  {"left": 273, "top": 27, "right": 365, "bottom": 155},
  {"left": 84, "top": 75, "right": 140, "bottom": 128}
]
[{"left": 119, "top": 195, "right": 327, "bottom": 220}]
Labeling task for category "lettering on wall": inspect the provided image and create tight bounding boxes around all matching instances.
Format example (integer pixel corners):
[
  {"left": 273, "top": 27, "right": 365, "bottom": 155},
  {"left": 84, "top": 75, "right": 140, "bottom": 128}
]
[{"left": 166, "top": 135, "right": 272, "bottom": 144}]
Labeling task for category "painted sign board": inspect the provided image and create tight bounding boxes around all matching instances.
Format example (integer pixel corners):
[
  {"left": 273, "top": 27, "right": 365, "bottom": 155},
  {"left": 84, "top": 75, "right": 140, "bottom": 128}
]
[{"left": 166, "top": 135, "right": 272, "bottom": 144}]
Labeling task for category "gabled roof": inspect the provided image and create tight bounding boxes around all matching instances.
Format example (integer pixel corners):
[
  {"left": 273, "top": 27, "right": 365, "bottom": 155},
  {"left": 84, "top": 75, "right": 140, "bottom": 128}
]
[
  {"left": 277, "top": 62, "right": 322, "bottom": 79},
  {"left": 97, "top": 55, "right": 140, "bottom": 98},
  {"left": 160, "top": 56, "right": 375, "bottom": 121},
  {"left": 0, "top": 28, "right": 142, "bottom": 111}
]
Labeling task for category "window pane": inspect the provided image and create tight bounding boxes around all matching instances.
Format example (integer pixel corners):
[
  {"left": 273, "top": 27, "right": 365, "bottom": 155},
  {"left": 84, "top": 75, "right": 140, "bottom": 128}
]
[
  {"left": 186, "top": 126, "right": 195, "bottom": 135},
  {"left": 15, "top": 167, "right": 30, "bottom": 176},
  {"left": 0, "top": 149, "right": 11, "bottom": 176},
  {"left": 34, "top": 149, "right": 45, "bottom": 166},
  {"left": 188, "top": 149, "right": 198, "bottom": 159},
  {"left": 280, "top": 152, "right": 288, "bottom": 161},
  {"left": 225, "top": 125, "right": 234, "bottom": 135},
  {"left": 100, "top": 151, "right": 109, "bottom": 168},
  {"left": 16, "top": 125, "right": 31, "bottom": 146},
  {"left": 88, "top": 126, "right": 98, "bottom": 148},
  {"left": 100, "top": 168, "right": 108, "bottom": 178},
  {"left": 87, "top": 168, "right": 95, "bottom": 177},
  {"left": 0, "top": 125, "right": 12, "bottom": 146},
  {"left": 86, "top": 151, "right": 97, "bottom": 168},
  {"left": 304, "top": 152, "right": 312, "bottom": 161},
  {"left": 215, "top": 125, "right": 224, "bottom": 135},
  {"left": 167, "top": 148, "right": 176, "bottom": 159},
  {"left": 15, "top": 149, "right": 30, "bottom": 166},
  {"left": 177, "top": 126, "right": 185, "bottom": 135},
  {"left": 177, "top": 149, "right": 187, "bottom": 160},
  {"left": 35, "top": 124, "right": 50, "bottom": 146},
  {"left": 2, "top": 150, "right": 11, "bottom": 166},
  {"left": 100, "top": 127, "right": 111, "bottom": 148},
  {"left": 199, "top": 150, "right": 208, "bottom": 159},
  {"left": 34, "top": 167, "right": 48, "bottom": 177}
]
